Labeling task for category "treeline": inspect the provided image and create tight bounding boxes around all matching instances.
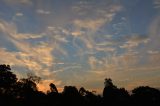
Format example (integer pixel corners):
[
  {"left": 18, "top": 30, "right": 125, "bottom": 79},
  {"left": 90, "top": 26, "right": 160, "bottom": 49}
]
[{"left": 0, "top": 64, "right": 160, "bottom": 106}]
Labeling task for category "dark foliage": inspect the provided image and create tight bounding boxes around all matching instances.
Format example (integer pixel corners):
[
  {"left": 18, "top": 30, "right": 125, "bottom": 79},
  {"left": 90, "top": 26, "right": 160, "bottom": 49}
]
[
  {"left": 0, "top": 64, "right": 159, "bottom": 106},
  {"left": 131, "top": 86, "right": 160, "bottom": 106}
]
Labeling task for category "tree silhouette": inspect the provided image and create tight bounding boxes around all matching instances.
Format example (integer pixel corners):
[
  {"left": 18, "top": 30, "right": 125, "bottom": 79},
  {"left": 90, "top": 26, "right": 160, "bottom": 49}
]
[
  {"left": 79, "top": 87, "right": 87, "bottom": 96},
  {"left": 102, "top": 78, "right": 130, "bottom": 105},
  {"left": 104, "top": 78, "right": 115, "bottom": 87},
  {"left": 0, "top": 64, "right": 160, "bottom": 106},
  {"left": 0, "top": 64, "right": 17, "bottom": 88},
  {"left": 62, "top": 86, "right": 79, "bottom": 97},
  {"left": 13, "top": 74, "right": 43, "bottom": 106},
  {"left": 49, "top": 83, "right": 58, "bottom": 93},
  {"left": 0, "top": 65, "right": 18, "bottom": 105},
  {"left": 62, "top": 86, "right": 85, "bottom": 106},
  {"left": 46, "top": 83, "right": 61, "bottom": 106},
  {"left": 103, "top": 78, "right": 117, "bottom": 98},
  {"left": 131, "top": 86, "right": 160, "bottom": 106}
]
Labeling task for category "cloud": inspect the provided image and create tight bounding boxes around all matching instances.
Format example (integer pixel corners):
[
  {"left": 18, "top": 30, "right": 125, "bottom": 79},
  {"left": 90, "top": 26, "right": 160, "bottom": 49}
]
[
  {"left": 1, "top": 0, "right": 159, "bottom": 92},
  {"left": 36, "top": 9, "right": 51, "bottom": 15},
  {"left": 0, "top": 48, "right": 25, "bottom": 66},
  {"left": 120, "top": 34, "right": 149, "bottom": 50},
  {"left": 11, "top": 40, "right": 55, "bottom": 76},
  {"left": 154, "top": 0, "right": 160, "bottom": 8},
  {"left": 72, "top": 1, "right": 122, "bottom": 32},
  {"left": 71, "top": 31, "right": 84, "bottom": 36},
  {"left": 4, "top": 0, "right": 32, "bottom": 6},
  {"left": 88, "top": 56, "right": 97, "bottom": 69},
  {"left": 148, "top": 16, "right": 160, "bottom": 50},
  {"left": 148, "top": 53, "right": 160, "bottom": 66},
  {"left": 100, "top": 53, "right": 139, "bottom": 70},
  {"left": 148, "top": 50, "right": 159, "bottom": 54},
  {"left": 0, "top": 19, "right": 55, "bottom": 77},
  {"left": 54, "top": 35, "right": 69, "bottom": 43},
  {"left": 15, "top": 12, "right": 23, "bottom": 16},
  {"left": 0, "top": 19, "right": 22, "bottom": 36},
  {"left": 96, "top": 42, "right": 113, "bottom": 46},
  {"left": 14, "top": 33, "right": 44, "bottom": 40},
  {"left": 71, "top": 61, "right": 160, "bottom": 92},
  {"left": 125, "top": 73, "right": 160, "bottom": 90},
  {"left": 69, "top": 2, "right": 123, "bottom": 55},
  {"left": 0, "top": 19, "right": 70, "bottom": 91},
  {"left": 128, "top": 35, "right": 149, "bottom": 43},
  {"left": 73, "top": 18, "right": 107, "bottom": 31},
  {"left": 53, "top": 63, "right": 160, "bottom": 93},
  {"left": 95, "top": 47, "right": 115, "bottom": 52},
  {"left": 45, "top": 28, "right": 69, "bottom": 56},
  {"left": 120, "top": 41, "right": 139, "bottom": 49}
]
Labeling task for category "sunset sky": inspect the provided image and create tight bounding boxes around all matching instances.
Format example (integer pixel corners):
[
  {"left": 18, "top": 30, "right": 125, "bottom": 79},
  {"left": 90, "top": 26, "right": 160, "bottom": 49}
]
[{"left": 0, "top": 0, "right": 160, "bottom": 93}]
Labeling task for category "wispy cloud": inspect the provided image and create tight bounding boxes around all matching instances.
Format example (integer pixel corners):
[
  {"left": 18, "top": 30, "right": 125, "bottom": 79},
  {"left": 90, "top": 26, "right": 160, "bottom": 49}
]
[
  {"left": 71, "top": 31, "right": 84, "bottom": 36},
  {"left": 148, "top": 16, "right": 160, "bottom": 50},
  {"left": 148, "top": 50, "right": 159, "bottom": 54},
  {"left": 15, "top": 12, "right": 23, "bottom": 17},
  {"left": 0, "top": 0, "right": 159, "bottom": 92},
  {"left": 0, "top": 19, "right": 54, "bottom": 76},
  {"left": 36, "top": 9, "right": 51, "bottom": 15},
  {"left": 72, "top": 4, "right": 122, "bottom": 32},
  {"left": 154, "top": 0, "right": 160, "bottom": 8},
  {"left": 14, "top": 33, "right": 44, "bottom": 39},
  {"left": 4, "top": 0, "right": 32, "bottom": 6},
  {"left": 0, "top": 48, "right": 25, "bottom": 66},
  {"left": 73, "top": 19, "right": 107, "bottom": 31},
  {"left": 120, "top": 34, "right": 149, "bottom": 50},
  {"left": 88, "top": 56, "right": 97, "bottom": 69}
]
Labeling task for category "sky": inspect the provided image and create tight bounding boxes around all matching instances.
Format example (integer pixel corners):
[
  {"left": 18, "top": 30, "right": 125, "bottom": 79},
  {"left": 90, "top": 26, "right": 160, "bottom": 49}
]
[{"left": 0, "top": 0, "right": 160, "bottom": 93}]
